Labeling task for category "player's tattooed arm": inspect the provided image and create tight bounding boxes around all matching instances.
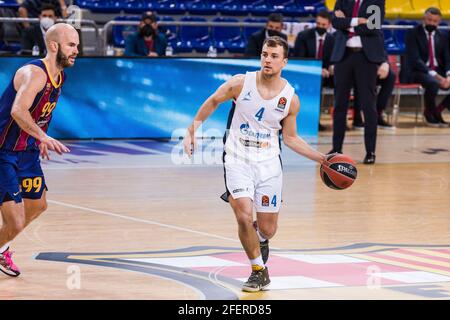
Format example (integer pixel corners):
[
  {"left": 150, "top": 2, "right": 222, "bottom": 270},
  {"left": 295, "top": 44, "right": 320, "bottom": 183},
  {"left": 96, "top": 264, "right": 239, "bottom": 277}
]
[
  {"left": 11, "top": 65, "right": 49, "bottom": 142},
  {"left": 281, "top": 94, "right": 326, "bottom": 164},
  {"left": 183, "top": 74, "right": 245, "bottom": 156},
  {"left": 11, "top": 65, "right": 70, "bottom": 158}
]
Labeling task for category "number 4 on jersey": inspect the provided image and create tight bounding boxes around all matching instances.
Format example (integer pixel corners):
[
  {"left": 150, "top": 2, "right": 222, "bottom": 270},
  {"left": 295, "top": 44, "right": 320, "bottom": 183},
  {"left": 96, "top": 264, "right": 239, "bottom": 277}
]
[{"left": 255, "top": 107, "right": 265, "bottom": 121}]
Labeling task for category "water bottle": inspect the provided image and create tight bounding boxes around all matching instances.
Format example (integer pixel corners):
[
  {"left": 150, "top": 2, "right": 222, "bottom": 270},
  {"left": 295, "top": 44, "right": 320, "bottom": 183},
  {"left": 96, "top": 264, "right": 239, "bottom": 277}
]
[
  {"left": 32, "top": 45, "right": 39, "bottom": 56},
  {"left": 207, "top": 45, "right": 217, "bottom": 58},
  {"left": 106, "top": 45, "right": 114, "bottom": 56},
  {"left": 165, "top": 44, "right": 173, "bottom": 57}
]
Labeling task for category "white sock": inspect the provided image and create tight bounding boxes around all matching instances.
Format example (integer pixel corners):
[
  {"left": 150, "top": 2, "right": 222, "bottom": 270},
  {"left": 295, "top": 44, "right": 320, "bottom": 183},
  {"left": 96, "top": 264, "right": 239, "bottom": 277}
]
[
  {"left": 256, "top": 230, "right": 267, "bottom": 243},
  {"left": 250, "top": 255, "right": 265, "bottom": 270},
  {"left": 0, "top": 242, "right": 11, "bottom": 254}
]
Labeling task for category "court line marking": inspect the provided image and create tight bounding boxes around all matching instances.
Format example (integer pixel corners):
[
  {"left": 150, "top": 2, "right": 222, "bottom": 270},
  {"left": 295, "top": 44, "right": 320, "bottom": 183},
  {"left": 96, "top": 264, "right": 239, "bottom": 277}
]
[{"left": 48, "top": 199, "right": 241, "bottom": 243}]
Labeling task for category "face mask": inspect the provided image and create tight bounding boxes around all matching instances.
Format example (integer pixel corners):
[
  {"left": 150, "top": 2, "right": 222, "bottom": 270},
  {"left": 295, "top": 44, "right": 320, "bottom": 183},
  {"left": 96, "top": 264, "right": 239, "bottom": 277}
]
[
  {"left": 40, "top": 17, "right": 54, "bottom": 30},
  {"left": 316, "top": 27, "right": 327, "bottom": 36},
  {"left": 140, "top": 24, "right": 154, "bottom": 38},
  {"left": 425, "top": 24, "right": 437, "bottom": 33}
]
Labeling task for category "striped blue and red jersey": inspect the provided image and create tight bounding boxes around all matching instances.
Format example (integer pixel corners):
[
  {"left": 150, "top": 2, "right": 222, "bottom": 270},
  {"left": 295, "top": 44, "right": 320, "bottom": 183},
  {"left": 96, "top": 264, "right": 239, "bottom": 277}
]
[{"left": 0, "top": 59, "right": 65, "bottom": 152}]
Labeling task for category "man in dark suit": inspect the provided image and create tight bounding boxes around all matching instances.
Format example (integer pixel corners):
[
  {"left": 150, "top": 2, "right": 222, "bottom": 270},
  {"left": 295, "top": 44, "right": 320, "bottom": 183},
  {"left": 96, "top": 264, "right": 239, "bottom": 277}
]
[
  {"left": 124, "top": 12, "right": 168, "bottom": 57},
  {"left": 20, "top": 4, "right": 57, "bottom": 56},
  {"left": 293, "top": 10, "right": 335, "bottom": 131},
  {"left": 245, "top": 13, "right": 287, "bottom": 57},
  {"left": 405, "top": 7, "right": 450, "bottom": 127},
  {"left": 353, "top": 49, "right": 396, "bottom": 130},
  {"left": 330, "top": 0, "right": 386, "bottom": 164}
]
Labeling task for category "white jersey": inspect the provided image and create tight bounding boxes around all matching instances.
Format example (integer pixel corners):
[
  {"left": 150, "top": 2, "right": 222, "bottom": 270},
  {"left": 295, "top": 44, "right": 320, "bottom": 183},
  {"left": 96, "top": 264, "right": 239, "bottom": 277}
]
[{"left": 224, "top": 71, "right": 295, "bottom": 162}]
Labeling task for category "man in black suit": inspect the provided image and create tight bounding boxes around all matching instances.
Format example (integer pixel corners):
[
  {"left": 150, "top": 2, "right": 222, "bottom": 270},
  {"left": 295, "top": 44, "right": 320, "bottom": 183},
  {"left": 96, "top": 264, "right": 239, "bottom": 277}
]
[
  {"left": 245, "top": 13, "right": 287, "bottom": 57},
  {"left": 353, "top": 49, "right": 396, "bottom": 130},
  {"left": 293, "top": 10, "right": 335, "bottom": 131},
  {"left": 405, "top": 7, "right": 450, "bottom": 127},
  {"left": 330, "top": 0, "right": 386, "bottom": 164},
  {"left": 20, "top": 4, "right": 57, "bottom": 56}
]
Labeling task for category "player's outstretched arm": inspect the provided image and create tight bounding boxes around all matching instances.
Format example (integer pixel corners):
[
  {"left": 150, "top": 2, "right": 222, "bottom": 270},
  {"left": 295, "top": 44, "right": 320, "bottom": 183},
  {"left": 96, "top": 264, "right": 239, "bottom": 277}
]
[
  {"left": 183, "top": 74, "right": 245, "bottom": 157},
  {"left": 281, "top": 94, "right": 326, "bottom": 164},
  {"left": 10, "top": 65, "right": 70, "bottom": 158}
]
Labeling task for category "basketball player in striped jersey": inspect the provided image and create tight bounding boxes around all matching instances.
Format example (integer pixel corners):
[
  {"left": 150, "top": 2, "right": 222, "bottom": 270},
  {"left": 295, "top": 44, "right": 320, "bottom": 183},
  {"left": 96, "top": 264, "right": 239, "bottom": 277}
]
[
  {"left": 0, "top": 23, "right": 79, "bottom": 276},
  {"left": 184, "top": 36, "right": 326, "bottom": 292}
]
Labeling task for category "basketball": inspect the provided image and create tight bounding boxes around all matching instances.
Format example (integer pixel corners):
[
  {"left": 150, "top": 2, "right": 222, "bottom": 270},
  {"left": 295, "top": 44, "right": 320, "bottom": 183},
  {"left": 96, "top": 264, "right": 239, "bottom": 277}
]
[{"left": 320, "top": 154, "right": 357, "bottom": 190}]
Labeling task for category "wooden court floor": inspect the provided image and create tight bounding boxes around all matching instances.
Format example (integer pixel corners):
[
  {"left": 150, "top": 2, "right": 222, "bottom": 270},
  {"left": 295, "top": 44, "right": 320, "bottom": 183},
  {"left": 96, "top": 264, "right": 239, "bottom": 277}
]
[{"left": 1, "top": 115, "right": 450, "bottom": 300}]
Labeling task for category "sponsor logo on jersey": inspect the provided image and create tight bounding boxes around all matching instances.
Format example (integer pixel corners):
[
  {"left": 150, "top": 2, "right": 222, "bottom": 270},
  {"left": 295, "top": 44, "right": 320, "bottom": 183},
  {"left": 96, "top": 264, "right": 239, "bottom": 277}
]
[
  {"left": 261, "top": 195, "right": 270, "bottom": 206},
  {"left": 277, "top": 97, "right": 287, "bottom": 111},
  {"left": 239, "top": 138, "right": 270, "bottom": 149},
  {"left": 239, "top": 123, "right": 271, "bottom": 139},
  {"left": 232, "top": 188, "right": 245, "bottom": 194}
]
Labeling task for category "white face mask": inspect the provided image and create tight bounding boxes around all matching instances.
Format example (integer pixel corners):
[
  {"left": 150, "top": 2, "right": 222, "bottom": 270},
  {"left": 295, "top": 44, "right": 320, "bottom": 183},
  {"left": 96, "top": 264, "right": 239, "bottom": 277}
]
[{"left": 40, "top": 17, "right": 55, "bottom": 30}]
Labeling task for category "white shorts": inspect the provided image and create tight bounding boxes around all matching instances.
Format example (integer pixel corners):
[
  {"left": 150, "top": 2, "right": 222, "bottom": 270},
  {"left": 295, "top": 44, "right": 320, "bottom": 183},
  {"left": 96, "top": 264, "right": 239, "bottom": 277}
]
[{"left": 223, "top": 153, "right": 282, "bottom": 213}]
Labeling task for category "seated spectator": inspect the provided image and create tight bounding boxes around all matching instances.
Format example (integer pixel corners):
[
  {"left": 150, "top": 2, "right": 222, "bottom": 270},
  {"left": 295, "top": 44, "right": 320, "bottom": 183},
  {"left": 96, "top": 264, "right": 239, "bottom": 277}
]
[
  {"left": 405, "top": 7, "right": 450, "bottom": 127},
  {"left": 245, "top": 13, "right": 287, "bottom": 57},
  {"left": 19, "top": 0, "right": 67, "bottom": 28},
  {"left": 20, "top": 4, "right": 57, "bottom": 56},
  {"left": 292, "top": 10, "right": 335, "bottom": 131},
  {"left": 124, "top": 12, "right": 168, "bottom": 57}
]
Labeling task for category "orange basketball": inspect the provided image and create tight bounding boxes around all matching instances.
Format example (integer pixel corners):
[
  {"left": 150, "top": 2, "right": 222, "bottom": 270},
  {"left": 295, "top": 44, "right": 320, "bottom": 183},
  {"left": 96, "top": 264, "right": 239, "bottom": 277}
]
[{"left": 320, "top": 154, "right": 357, "bottom": 190}]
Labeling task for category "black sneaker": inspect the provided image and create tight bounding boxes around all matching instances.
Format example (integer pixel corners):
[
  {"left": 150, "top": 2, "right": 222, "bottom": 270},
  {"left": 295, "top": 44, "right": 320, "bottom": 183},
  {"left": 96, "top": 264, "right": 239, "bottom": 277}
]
[
  {"left": 353, "top": 122, "right": 365, "bottom": 131},
  {"left": 363, "top": 152, "right": 376, "bottom": 165},
  {"left": 242, "top": 267, "right": 270, "bottom": 292},
  {"left": 423, "top": 113, "right": 440, "bottom": 128},
  {"left": 435, "top": 112, "right": 449, "bottom": 128},
  {"left": 378, "top": 118, "right": 395, "bottom": 130}
]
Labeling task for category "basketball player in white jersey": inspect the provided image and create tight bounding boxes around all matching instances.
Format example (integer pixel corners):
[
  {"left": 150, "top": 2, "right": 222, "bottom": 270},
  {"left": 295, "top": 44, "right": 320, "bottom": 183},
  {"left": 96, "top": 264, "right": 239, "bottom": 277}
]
[{"left": 183, "top": 36, "right": 326, "bottom": 292}]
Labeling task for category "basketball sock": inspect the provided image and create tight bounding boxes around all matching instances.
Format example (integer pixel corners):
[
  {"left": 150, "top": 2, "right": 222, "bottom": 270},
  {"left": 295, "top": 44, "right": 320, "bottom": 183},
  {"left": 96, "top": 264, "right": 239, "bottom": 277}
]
[
  {"left": 250, "top": 255, "right": 265, "bottom": 271},
  {"left": 0, "top": 242, "right": 11, "bottom": 254},
  {"left": 256, "top": 230, "right": 267, "bottom": 243}
]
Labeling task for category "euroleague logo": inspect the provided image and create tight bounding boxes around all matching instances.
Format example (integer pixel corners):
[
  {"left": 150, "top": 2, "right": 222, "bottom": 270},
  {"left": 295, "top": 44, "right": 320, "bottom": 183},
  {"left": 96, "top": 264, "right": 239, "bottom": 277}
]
[
  {"left": 261, "top": 195, "right": 270, "bottom": 207},
  {"left": 276, "top": 97, "right": 287, "bottom": 112}
]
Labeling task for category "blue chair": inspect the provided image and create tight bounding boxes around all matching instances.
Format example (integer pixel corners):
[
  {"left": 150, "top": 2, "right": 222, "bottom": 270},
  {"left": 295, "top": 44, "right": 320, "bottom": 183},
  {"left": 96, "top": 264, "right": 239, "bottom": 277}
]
[
  {"left": 159, "top": 16, "right": 178, "bottom": 48},
  {"left": 111, "top": 16, "right": 140, "bottom": 48},
  {"left": 212, "top": 17, "right": 245, "bottom": 53},
  {"left": 0, "top": 40, "right": 21, "bottom": 54},
  {"left": 221, "top": 0, "right": 268, "bottom": 16},
  {"left": 152, "top": 0, "right": 187, "bottom": 14},
  {"left": 176, "top": 16, "right": 211, "bottom": 53},
  {"left": 185, "top": 0, "right": 212, "bottom": 14},
  {"left": 243, "top": 18, "right": 266, "bottom": 41},
  {"left": 394, "top": 20, "right": 418, "bottom": 54},
  {"left": 123, "top": 0, "right": 146, "bottom": 13},
  {"left": 383, "top": 22, "right": 402, "bottom": 55},
  {"left": 266, "top": 0, "right": 299, "bottom": 16},
  {"left": 75, "top": 0, "right": 123, "bottom": 13},
  {"left": 0, "top": 0, "right": 19, "bottom": 9},
  {"left": 296, "top": 0, "right": 325, "bottom": 16}
]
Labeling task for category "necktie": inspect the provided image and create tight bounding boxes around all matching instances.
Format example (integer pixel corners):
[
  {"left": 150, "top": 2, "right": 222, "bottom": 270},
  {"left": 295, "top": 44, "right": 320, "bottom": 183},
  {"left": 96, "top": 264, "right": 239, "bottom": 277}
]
[
  {"left": 317, "top": 38, "right": 324, "bottom": 59},
  {"left": 428, "top": 32, "right": 435, "bottom": 70},
  {"left": 348, "top": 0, "right": 361, "bottom": 39}
]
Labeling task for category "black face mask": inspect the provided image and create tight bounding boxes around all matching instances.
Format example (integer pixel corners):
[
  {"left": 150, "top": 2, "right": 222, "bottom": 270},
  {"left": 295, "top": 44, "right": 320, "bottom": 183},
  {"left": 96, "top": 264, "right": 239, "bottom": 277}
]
[
  {"left": 316, "top": 27, "right": 327, "bottom": 36},
  {"left": 425, "top": 24, "right": 437, "bottom": 33},
  {"left": 140, "top": 24, "right": 154, "bottom": 37},
  {"left": 267, "top": 29, "right": 282, "bottom": 37}
]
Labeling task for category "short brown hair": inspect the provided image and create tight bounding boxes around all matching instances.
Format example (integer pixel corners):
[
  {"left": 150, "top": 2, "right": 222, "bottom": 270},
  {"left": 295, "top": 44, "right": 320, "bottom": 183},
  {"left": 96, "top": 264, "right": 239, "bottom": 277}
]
[
  {"left": 425, "top": 7, "right": 442, "bottom": 16},
  {"left": 263, "top": 36, "right": 289, "bottom": 58}
]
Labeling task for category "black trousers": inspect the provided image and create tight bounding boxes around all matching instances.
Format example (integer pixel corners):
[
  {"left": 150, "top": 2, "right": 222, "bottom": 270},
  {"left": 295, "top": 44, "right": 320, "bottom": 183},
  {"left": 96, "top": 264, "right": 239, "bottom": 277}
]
[
  {"left": 333, "top": 49, "right": 378, "bottom": 153},
  {"left": 354, "top": 69, "right": 396, "bottom": 122},
  {"left": 412, "top": 70, "right": 450, "bottom": 113}
]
